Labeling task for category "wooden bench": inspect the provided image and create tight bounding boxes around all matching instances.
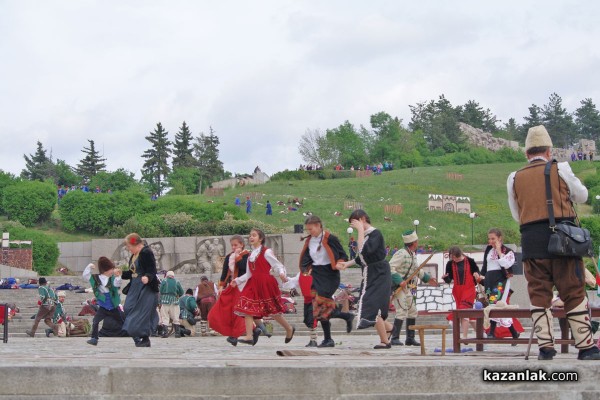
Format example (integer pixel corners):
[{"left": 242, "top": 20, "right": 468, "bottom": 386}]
[
  {"left": 408, "top": 324, "right": 449, "bottom": 355},
  {"left": 452, "top": 307, "right": 600, "bottom": 354}
]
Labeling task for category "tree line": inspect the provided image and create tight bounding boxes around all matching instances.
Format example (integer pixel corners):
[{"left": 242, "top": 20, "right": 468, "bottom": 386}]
[
  {"left": 299, "top": 93, "right": 600, "bottom": 169},
  {"left": 17, "top": 121, "right": 228, "bottom": 196}
]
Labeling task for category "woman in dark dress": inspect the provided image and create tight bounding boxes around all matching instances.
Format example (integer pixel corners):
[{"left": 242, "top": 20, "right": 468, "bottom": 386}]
[
  {"left": 122, "top": 233, "right": 160, "bottom": 347},
  {"left": 340, "top": 210, "right": 393, "bottom": 349}
]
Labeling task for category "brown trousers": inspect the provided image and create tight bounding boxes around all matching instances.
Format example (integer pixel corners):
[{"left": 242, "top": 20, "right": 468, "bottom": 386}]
[
  {"left": 524, "top": 258, "right": 586, "bottom": 312},
  {"left": 31, "top": 304, "right": 57, "bottom": 335}
]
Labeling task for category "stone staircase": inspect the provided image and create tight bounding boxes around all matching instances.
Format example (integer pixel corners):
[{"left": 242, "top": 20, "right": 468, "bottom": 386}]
[{"left": 0, "top": 273, "right": 454, "bottom": 338}]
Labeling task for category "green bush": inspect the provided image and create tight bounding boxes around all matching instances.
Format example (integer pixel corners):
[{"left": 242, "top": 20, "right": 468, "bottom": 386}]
[
  {"left": 59, "top": 189, "right": 151, "bottom": 234},
  {"left": 2, "top": 180, "right": 56, "bottom": 227},
  {"left": 212, "top": 219, "right": 283, "bottom": 236},
  {"left": 108, "top": 215, "right": 164, "bottom": 239},
  {"left": 0, "top": 171, "right": 19, "bottom": 215},
  {"left": 0, "top": 221, "right": 58, "bottom": 275}
]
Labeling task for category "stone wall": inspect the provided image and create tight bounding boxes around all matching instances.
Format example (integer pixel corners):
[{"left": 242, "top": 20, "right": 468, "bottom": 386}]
[{"left": 59, "top": 233, "right": 307, "bottom": 274}]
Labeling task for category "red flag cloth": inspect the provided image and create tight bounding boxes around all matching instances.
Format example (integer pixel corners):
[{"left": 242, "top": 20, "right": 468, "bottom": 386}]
[
  {"left": 596, "top": 272, "right": 600, "bottom": 286},
  {"left": 207, "top": 285, "right": 246, "bottom": 337}
]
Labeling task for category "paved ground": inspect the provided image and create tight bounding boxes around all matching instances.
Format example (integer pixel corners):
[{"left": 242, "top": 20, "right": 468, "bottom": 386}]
[{"left": 1, "top": 331, "right": 599, "bottom": 399}]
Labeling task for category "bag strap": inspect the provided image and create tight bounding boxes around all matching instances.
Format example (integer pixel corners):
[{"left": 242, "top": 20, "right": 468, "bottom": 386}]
[{"left": 544, "top": 160, "right": 557, "bottom": 229}]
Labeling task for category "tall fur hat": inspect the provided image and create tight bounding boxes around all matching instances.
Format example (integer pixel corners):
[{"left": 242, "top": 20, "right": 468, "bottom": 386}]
[
  {"left": 402, "top": 230, "right": 418, "bottom": 244},
  {"left": 525, "top": 125, "right": 553, "bottom": 151},
  {"left": 98, "top": 257, "right": 115, "bottom": 274},
  {"left": 166, "top": 270, "right": 175, "bottom": 278}
]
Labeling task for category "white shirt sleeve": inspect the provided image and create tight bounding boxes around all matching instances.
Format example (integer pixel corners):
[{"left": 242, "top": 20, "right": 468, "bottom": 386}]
[
  {"left": 506, "top": 171, "right": 520, "bottom": 222},
  {"left": 193, "top": 286, "right": 198, "bottom": 299},
  {"left": 557, "top": 162, "right": 588, "bottom": 204},
  {"left": 497, "top": 250, "right": 515, "bottom": 268},
  {"left": 234, "top": 264, "right": 252, "bottom": 286},
  {"left": 82, "top": 263, "right": 94, "bottom": 281},
  {"left": 113, "top": 275, "right": 122, "bottom": 288},
  {"left": 265, "top": 248, "right": 286, "bottom": 277}
]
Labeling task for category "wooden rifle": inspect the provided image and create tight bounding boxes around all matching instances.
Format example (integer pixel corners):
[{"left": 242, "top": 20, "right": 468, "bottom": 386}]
[{"left": 393, "top": 252, "right": 436, "bottom": 297}]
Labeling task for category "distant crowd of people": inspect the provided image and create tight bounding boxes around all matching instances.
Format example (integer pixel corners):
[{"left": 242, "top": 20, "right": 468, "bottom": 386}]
[{"left": 570, "top": 150, "right": 594, "bottom": 162}]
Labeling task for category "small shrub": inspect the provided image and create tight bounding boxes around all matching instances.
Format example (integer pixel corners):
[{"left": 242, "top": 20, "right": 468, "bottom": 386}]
[{"left": 3, "top": 180, "right": 56, "bottom": 227}]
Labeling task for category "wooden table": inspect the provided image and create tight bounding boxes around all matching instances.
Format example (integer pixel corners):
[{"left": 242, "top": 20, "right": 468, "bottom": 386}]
[{"left": 452, "top": 307, "right": 600, "bottom": 353}]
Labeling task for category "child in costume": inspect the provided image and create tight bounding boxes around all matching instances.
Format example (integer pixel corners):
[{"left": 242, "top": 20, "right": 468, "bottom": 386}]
[{"left": 83, "top": 257, "right": 123, "bottom": 346}]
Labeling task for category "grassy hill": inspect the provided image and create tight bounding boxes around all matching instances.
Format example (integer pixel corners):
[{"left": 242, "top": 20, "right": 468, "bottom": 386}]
[
  {"left": 24, "top": 161, "right": 599, "bottom": 253},
  {"left": 221, "top": 161, "right": 599, "bottom": 251}
]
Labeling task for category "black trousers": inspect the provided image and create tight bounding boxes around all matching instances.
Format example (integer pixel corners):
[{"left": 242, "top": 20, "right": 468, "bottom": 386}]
[{"left": 91, "top": 307, "right": 123, "bottom": 339}]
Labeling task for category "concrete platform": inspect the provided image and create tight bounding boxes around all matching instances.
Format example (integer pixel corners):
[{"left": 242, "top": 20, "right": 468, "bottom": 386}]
[{"left": 0, "top": 333, "right": 598, "bottom": 399}]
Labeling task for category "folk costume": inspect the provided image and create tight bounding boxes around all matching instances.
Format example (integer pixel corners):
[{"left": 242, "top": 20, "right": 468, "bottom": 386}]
[
  {"left": 388, "top": 231, "right": 432, "bottom": 346},
  {"left": 48, "top": 292, "right": 68, "bottom": 337},
  {"left": 195, "top": 278, "right": 217, "bottom": 336},
  {"left": 299, "top": 230, "right": 353, "bottom": 347},
  {"left": 84, "top": 263, "right": 123, "bottom": 345},
  {"left": 122, "top": 244, "right": 160, "bottom": 347},
  {"left": 233, "top": 246, "right": 287, "bottom": 318},
  {"left": 159, "top": 271, "right": 184, "bottom": 338},
  {"left": 179, "top": 292, "right": 199, "bottom": 337},
  {"left": 209, "top": 249, "right": 249, "bottom": 342},
  {"left": 507, "top": 125, "right": 599, "bottom": 360},
  {"left": 26, "top": 278, "right": 58, "bottom": 337},
  {"left": 355, "top": 227, "right": 392, "bottom": 330},
  {"left": 481, "top": 245, "right": 523, "bottom": 339},
  {"left": 443, "top": 256, "right": 479, "bottom": 325}
]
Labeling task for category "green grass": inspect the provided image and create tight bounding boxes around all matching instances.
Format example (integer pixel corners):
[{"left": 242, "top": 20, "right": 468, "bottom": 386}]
[
  {"left": 22, "top": 161, "right": 600, "bottom": 250},
  {"left": 217, "top": 161, "right": 599, "bottom": 250}
]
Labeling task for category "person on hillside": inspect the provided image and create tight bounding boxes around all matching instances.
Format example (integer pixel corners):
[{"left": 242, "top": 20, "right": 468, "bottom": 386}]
[
  {"left": 231, "top": 228, "right": 295, "bottom": 345},
  {"left": 26, "top": 277, "right": 57, "bottom": 337},
  {"left": 507, "top": 125, "right": 600, "bottom": 360},
  {"left": 339, "top": 210, "right": 393, "bottom": 349},
  {"left": 442, "top": 246, "right": 480, "bottom": 341},
  {"left": 179, "top": 288, "right": 199, "bottom": 337},
  {"left": 84, "top": 257, "right": 123, "bottom": 346},
  {"left": 388, "top": 230, "right": 438, "bottom": 346},
  {"left": 479, "top": 228, "right": 523, "bottom": 341},
  {"left": 299, "top": 215, "right": 354, "bottom": 348},
  {"left": 122, "top": 233, "right": 160, "bottom": 348},
  {"left": 159, "top": 270, "right": 184, "bottom": 338},
  {"left": 245, "top": 197, "right": 252, "bottom": 214},
  {"left": 266, "top": 200, "right": 272, "bottom": 216}
]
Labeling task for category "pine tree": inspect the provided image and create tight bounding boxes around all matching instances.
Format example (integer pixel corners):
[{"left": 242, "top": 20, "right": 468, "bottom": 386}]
[
  {"left": 574, "top": 98, "right": 600, "bottom": 143},
  {"left": 76, "top": 139, "right": 106, "bottom": 181},
  {"left": 21, "top": 141, "right": 54, "bottom": 181},
  {"left": 518, "top": 104, "right": 543, "bottom": 143},
  {"left": 141, "top": 122, "right": 172, "bottom": 195},
  {"left": 172, "top": 121, "right": 196, "bottom": 169},
  {"left": 193, "top": 126, "right": 224, "bottom": 193},
  {"left": 542, "top": 93, "right": 575, "bottom": 148}
]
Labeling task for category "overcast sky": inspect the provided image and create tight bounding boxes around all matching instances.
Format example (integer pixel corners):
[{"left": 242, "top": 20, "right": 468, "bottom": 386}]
[{"left": 2, "top": 1, "right": 600, "bottom": 178}]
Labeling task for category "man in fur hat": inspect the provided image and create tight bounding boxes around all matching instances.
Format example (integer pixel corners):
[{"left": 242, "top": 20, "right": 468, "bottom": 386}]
[
  {"left": 507, "top": 125, "right": 600, "bottom": 360},
  {"left": 26, "top": 277, "right": 57, "bottom": 337},
  {"left": 46, "top": 291, "right": 68, "bottom": 337},
  {"left": 388, "top": 230, "right": 437, "bottom": 346}
]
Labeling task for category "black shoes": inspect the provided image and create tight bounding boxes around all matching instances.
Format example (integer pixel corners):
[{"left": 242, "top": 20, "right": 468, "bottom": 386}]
[
  {"left": 135, "top": 337, "right": 151, "bottom": 347},
  {"left": 373, "top": 342, "right": 392, "bottom": 349},
  {"left": 238, "top": 338, "right": 254, "bottom": 345},
  {"left": 578, "top": 346, "right": 600, "bottom": 360},
  {"left": 285, "top": 326, "right": 296, "bottom": 344},
  {"left": 305, "top": 340, "right": 318, "bottom": 347},
  {"left": 45, "top": 329, "right": 53, "bottom": 337},
  {"left": 390, "top": 338, "right": 404, "bottom": 346},
  {"left": 87, "top": 338, "right": 98, "bottom": 346},
  {"left": 537, "top": 347, "right": 557, "bottom": 360},
  {"left": 317, "top": 339, "right": 335, "bottom": 348},
  {"left": 252, "top": 328, "right": 261, "bottom": 345},
  {"left": 346, "top": 314, "right": 355, "bottom": 333},
  {"left": 405, "top": 338, "right": 420, "bottom": 346},
  {"left": 226, "top": 336, "right": 238, "bottom": 346}
]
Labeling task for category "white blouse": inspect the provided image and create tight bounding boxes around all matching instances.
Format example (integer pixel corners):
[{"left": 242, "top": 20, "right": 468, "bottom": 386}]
[
  {"left": 234, "top": 246, "right": 287, "bottom": 288},
  {"left": 485, "top": 248, "right": 515, "bottom": 272}
]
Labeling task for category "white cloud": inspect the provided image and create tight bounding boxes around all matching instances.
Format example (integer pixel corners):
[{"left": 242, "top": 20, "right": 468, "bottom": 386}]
[{"left": 2, "top": 1, "right": 600, "bottom": 178}]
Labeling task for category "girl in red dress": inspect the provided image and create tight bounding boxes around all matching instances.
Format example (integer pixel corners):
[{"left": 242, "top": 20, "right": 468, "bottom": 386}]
[
  {"left": 231, "top": 228, "right": 295, "bottom": 345},
  {"left": 442, "top": 246, "right": 480, "bottom": 340}
]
